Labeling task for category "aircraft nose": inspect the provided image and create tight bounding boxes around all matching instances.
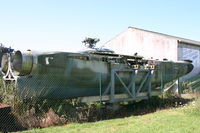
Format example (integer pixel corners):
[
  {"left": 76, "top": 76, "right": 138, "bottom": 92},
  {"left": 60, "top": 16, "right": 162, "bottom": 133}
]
[{"left": 187, "top": 63, "right": 194, "bottom": 74}]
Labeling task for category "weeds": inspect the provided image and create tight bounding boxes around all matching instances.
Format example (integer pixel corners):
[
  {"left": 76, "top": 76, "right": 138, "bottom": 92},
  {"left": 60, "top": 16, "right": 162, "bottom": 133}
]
[
  {"left": 0, "top": 80, "right": 18, "bottom": 107},
  {"left": 182, "top": 75, "right": 200, "bottom": 93},
  {"left": 0, "top": 77, "right": 199, "bottom": 131}
]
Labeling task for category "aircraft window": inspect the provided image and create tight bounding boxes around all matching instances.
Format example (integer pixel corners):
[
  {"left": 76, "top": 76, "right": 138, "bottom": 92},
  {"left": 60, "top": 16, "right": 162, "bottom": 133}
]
[{"left": 45, "top": 57, "right": 54, "bottom": 65}]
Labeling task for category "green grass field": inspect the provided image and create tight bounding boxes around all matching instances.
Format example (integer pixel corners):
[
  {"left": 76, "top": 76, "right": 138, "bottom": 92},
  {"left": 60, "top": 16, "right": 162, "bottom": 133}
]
[{"left": 22, "top": 100, "right": 200, "bottom": 133}]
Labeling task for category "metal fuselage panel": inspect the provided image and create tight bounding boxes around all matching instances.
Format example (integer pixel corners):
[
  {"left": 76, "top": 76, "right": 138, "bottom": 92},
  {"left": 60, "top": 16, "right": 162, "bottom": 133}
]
[{"left": 16, "top": 52, "right": 192, "bottom": 99}]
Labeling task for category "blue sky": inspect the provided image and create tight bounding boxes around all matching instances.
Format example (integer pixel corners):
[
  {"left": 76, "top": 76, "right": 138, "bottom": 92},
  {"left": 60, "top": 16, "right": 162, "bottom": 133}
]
[{"left": 0, "top": 0, "right": 199, "bottom": 51}]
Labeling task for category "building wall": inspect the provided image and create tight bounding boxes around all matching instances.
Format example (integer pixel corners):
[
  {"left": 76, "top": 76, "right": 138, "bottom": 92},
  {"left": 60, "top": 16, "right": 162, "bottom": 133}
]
[
  {"left": 102, "top": 28, "right": 178, "bottom": 61},
  {"left": 178, "top": 43, "right": 200, "bottom": 80},
  {"left": 102, "top": 27, "right": 200, "bottom": 80}
]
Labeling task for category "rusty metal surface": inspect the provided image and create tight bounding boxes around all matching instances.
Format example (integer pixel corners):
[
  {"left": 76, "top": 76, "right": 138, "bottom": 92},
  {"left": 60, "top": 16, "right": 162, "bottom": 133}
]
[{"left": 0, "top": 104, "right": 11, "bottom": 113}]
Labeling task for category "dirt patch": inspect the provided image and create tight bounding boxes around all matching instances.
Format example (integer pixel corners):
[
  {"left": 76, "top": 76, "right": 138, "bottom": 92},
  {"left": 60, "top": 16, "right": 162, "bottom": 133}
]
[
  {"left": 0, "top": 104, "right": 26, "bottom": 132},
  {"left": 17, "top": 108, "right": 65, "bottom": 129},
  {"left": 181, "top": 93, "right": 200, "bottom": 99},
  {"left": 0, "top": 104, "right": 10, "bottom": 108}
]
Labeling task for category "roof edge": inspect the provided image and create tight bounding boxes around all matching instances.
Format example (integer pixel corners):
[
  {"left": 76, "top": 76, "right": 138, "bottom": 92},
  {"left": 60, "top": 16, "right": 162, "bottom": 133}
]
[{"left": 128, "top": 26, "right": 200, "bottom": 46}]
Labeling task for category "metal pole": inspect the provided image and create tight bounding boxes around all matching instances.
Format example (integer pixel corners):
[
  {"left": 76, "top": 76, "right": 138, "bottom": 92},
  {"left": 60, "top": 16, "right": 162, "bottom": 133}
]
[
  {"left": 160, "top": 64, "right": 164, "bottom": 93},
  {"left": 99, "top": 73, "right": 103, "bottom": 120},
  {"left": 148, "top": 70, "right": 154, "bottom": 98},
  {"left": 131, "top": 70, "right": 136, "bottom": 97},
  {"left": 110, "top": 69, "right": 115, "bottom": 103},
  {"left": 178, "top": 78, "right": 180, "bottom": 95},
  {"left": 99, "top": 73, "right": 102, "bottom": 103}
]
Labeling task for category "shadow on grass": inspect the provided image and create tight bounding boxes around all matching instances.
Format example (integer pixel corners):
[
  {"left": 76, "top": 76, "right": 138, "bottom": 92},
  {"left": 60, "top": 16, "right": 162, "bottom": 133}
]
[{"left": 94, "top": 96, "right": 194, "bottom": 121}]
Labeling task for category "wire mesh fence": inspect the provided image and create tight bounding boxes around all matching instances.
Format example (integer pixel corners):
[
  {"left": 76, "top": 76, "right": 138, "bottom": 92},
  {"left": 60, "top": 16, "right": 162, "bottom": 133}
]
[
  {"left": 0, "top": 76, "right": 103, "bottom": 132},
  {"left": 0, "top": 73, "right": 195, "bottom": 132}
]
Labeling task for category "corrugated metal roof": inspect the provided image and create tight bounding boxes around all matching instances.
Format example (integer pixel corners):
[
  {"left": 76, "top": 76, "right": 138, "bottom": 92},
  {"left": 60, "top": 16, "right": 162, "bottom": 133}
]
[{"left": 128, "top": 27, "right": 200, "bottom": 46}]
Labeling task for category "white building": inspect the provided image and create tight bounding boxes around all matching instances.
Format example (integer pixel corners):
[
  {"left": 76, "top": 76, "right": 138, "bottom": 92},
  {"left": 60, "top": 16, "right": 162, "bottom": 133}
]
[{"left": 102, "top": 27, "right": 200, "bottom": 80}]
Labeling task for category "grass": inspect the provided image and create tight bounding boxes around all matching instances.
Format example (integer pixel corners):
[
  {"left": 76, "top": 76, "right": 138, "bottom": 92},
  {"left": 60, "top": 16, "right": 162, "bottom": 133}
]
[
  {"left": 22, "top": 100, "right": 200, "bottom": 133},
  {"left": 182, "top": 75, "right": 200, "bottom": 92}
]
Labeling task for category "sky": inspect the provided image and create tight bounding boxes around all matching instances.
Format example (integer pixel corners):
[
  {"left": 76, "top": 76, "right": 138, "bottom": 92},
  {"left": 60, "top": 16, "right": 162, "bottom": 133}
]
[{"left": 0, "top": 0, "right": 200, "bottom": 52}]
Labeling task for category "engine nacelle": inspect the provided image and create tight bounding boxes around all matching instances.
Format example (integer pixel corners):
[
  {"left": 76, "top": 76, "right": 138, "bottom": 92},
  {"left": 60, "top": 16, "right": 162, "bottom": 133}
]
[
  {"left": 13, "top": 50, "right": 34, "bottom": 76},
  {"left": 1, "top": 54, "right": 9, "bottom": 74}
]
